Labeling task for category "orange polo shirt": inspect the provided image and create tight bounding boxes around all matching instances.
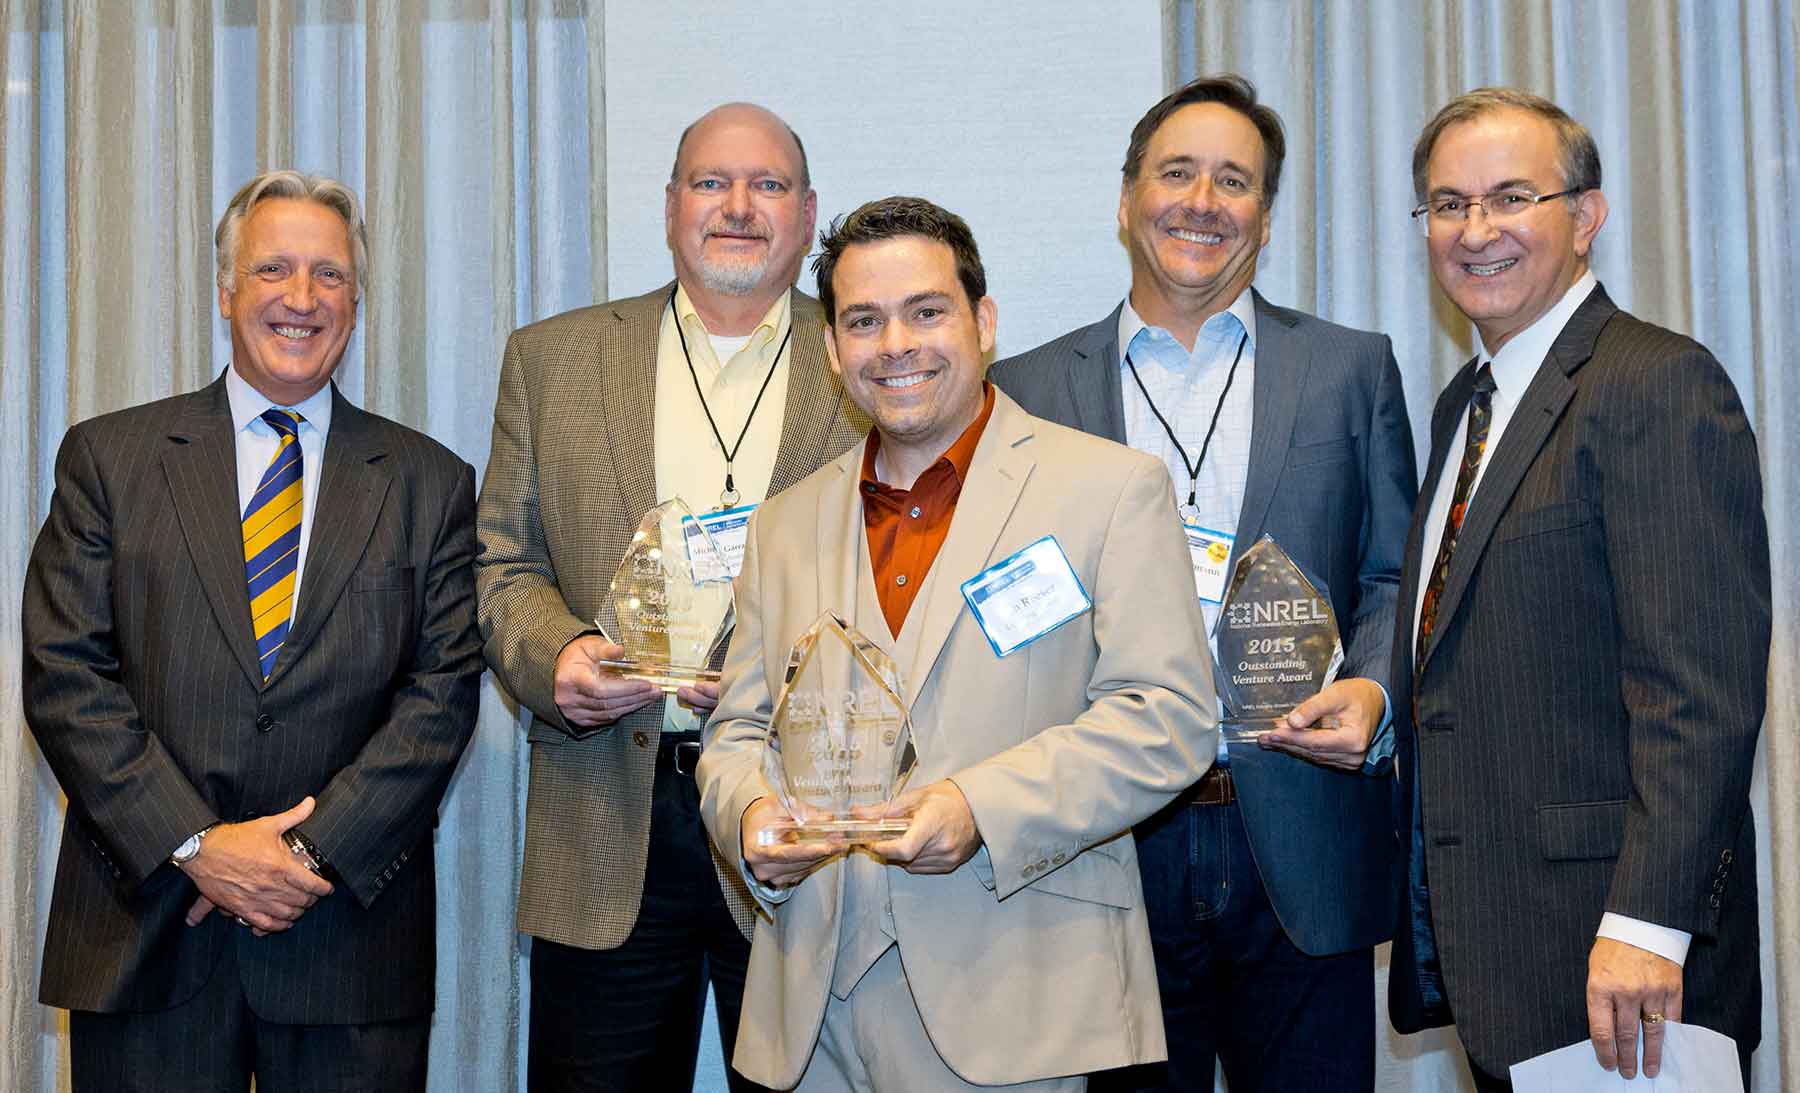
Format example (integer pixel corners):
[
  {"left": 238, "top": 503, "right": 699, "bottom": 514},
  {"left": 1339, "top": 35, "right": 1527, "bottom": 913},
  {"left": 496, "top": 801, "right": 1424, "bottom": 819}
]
[{"left": 859, "top": 384, "right": 997, "bottom": 636}]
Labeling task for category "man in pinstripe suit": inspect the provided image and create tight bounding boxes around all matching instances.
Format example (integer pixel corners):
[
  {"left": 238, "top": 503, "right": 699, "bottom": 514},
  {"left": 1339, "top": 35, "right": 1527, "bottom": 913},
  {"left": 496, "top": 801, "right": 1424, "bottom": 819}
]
[
  {"left": 476, "top": 103, "right": 868, "bottom": 1091},
  {"left": 22, "top": 170, "right": 482, "bottom": 1091},
  {"left": 1390, "top": 89, "right": 1769, "bottom": 1089}
]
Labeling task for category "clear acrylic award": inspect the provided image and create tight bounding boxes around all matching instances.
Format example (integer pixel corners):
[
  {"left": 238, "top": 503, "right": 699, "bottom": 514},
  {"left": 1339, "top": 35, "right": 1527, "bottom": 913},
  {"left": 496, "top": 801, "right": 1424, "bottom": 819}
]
[
  {"left": 595, "top": 498, "right": 735, "bottom": 692},
  {"left": 757, "top": 612, "right": 918, "bottom": 845},
  {"left": 1214, "top": 535, "right": 1344, "bottom": 742}
]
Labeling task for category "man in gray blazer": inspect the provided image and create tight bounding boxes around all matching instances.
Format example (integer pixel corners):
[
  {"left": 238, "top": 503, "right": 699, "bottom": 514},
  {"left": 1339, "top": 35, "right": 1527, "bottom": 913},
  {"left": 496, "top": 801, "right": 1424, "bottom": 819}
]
[
  {"left": 22, "top": 170, "right": 482, "bottom": 1091},
  {"left": 476, "top": 102, "right": 867, "bottom": 1091},
  {"left": 1390, "top": 88, "right": 1767, "bottom": 1090},
  {"left": 700, "top": 195, "right": 1218, "bottom": 1091},
  {"left": 991, "top": 76, "right": 1416, "bottom": 1091}
]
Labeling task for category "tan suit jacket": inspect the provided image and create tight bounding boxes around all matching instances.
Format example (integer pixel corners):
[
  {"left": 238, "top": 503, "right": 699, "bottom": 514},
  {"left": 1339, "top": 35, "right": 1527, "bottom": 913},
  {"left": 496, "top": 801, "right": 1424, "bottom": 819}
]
[
  {"left": 698, "top": 390, "right": 1220, "bottom": 1087},
  {"left": 477, "top": 283, "right": 869, "bottom": 948}
]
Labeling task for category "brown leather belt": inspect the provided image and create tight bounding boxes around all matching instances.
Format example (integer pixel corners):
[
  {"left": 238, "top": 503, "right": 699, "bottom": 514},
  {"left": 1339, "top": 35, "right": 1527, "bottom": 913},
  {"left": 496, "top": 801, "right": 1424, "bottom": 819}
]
[{"left": 1191, "top": 766, "right": 1236, "bottom": 806}]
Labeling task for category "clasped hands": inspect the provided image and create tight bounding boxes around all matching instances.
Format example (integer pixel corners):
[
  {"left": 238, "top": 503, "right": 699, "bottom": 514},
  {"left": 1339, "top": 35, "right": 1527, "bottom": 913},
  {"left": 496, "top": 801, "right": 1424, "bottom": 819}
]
[
  {"left": 741, "top": 780, "right": 981, "bottom": 889},
  {"left": 180, "top": 796, "right": 333, "bottom": 936}
]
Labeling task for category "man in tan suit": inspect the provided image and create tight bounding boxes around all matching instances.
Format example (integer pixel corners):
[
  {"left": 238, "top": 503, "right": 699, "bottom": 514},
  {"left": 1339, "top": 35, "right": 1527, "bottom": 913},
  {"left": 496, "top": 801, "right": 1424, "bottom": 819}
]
[
  {"left": 697, "top": 196, "right": 1220, "bottom": 1091},
  {"left": 476, "top": 103, "right": 868, "bottom": 1091}
]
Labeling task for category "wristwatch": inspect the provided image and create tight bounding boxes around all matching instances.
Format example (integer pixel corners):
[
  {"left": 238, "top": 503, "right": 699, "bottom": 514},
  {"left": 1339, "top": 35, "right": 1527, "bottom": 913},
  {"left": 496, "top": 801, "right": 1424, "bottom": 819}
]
[{"left": 169, "top": 823, "right": 218, "bottom": 868}]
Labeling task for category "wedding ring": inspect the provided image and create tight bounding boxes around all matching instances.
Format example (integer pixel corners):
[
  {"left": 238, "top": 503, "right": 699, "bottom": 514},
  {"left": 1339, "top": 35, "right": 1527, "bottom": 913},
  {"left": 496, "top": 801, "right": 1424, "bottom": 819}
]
[{"left": 1642, "top": 1011, "right": 1666, "bottom": 1024}]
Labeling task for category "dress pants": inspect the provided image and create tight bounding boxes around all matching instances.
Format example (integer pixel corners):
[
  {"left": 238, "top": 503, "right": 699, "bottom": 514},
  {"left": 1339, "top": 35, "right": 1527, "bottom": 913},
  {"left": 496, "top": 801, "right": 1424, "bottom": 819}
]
[
  {"left": 529, "top": 737, "right": 767, "bottom": 1093},
  {"left": 1096, "top": 789, "right": 1374, "bottom": 1093},
  {"left": 69, "top": 937, "right": 429, "bottom": 1093},
  {"left": 794, "top": 945, "right": 1085, "bottom": 1093}
]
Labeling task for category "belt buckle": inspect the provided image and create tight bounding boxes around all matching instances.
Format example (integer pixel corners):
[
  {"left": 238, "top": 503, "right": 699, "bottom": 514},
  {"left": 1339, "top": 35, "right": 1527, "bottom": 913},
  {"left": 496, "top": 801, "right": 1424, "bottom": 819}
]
[{"left": 672, "top": 739, "right": 703, "bottom": 777}]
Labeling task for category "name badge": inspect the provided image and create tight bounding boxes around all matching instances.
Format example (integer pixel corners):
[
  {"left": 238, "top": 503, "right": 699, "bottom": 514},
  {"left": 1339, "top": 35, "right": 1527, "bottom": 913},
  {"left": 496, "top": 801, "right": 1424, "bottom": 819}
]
[
  {"left": 681, "top": 504, "right": 756, "bottom": 583},
  {"left": 1184, "top": 524, "right": 1234, "bottom": 603},
  {"left": 960, "top": 536, "right": 1092, "bottom": 658}
]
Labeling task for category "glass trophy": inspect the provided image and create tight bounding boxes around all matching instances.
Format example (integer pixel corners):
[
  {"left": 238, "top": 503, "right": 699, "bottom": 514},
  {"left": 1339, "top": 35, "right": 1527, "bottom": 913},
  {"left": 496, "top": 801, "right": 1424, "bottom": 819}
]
[
  {"left": 594, "top": 498, "right": 735, "bottom": 692},
  {"left": 1214, "top": 535, "right": 1344, "bottom": 742},
  {"left": 756, "top": 612, "right": 918, "bottom": 846}
]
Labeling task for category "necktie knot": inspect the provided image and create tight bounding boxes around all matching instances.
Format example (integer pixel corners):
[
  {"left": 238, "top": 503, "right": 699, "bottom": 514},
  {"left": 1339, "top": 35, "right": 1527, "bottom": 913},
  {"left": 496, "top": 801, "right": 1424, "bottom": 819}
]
[
  {"left": 261, "top": 408, "right": 305, "bottom": 438},
  {"left": 1472, "top": 364, "right": 1497, "bottom": 397}
]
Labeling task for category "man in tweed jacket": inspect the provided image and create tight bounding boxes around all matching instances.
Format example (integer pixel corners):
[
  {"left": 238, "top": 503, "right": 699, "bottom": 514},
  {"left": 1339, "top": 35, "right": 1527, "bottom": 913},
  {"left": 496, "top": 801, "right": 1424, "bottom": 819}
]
[
  {"left": 1391, "top": 89, "right": 1768, "bottom": 1089},
  {"left": 476, "top": 103, "right": 868, "bottom": 1091}
]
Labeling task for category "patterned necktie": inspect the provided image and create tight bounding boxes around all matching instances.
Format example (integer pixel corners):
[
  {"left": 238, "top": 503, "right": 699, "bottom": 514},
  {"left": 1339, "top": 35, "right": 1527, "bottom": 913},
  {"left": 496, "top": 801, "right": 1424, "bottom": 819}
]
[
  {"left": 244, "top": 409, "right": 305, "bottom": 678},
  {"left": 1414, "top": 365, "right": 1496, "bottom": 677}
]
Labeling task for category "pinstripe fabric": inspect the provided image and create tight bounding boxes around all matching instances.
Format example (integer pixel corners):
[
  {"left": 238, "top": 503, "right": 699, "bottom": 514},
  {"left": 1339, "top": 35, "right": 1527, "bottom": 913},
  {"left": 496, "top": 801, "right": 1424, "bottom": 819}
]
[
  {"left": 1390, "top": 286, "right": 1770, "bottom": 1075},
  {"left": 244, "top": 408, "right": 304, "bottom": 678},
  {"left": 991, "top": 293, "right": 1418, "bottom": 957},
  {"left": 22, "top": 376, "right": 483, "bottom": 1024},
  {"left": 475, "top": 284, "right": 869, "bottom": 949}
]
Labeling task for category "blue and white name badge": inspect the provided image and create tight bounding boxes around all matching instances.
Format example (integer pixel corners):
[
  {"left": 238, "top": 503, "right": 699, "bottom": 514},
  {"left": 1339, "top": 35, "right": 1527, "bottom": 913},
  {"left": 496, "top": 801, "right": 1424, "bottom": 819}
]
[
  {"left": 681, "top": 504, "right": 756, "bottom": 583},
  {"left": 960, "top": 535, "right": 1093, "bottom": 658},
  {"left": 1184, "top": 523, "right": 1235, "bottom": 604}
]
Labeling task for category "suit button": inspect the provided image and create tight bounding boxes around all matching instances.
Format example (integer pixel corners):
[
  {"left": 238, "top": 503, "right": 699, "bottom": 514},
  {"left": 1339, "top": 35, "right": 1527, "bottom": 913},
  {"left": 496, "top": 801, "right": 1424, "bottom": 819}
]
[
  {"left": 1710, "top": 894, "right": 1722, "bottom": 909},
  {"left": 1721, "top": 849, "right": 1734, "bottom": 865},
  {"left": 255, "top": 713, "right": 274, "bottom": 732},
  {"left": 632, "top": 731, "right": 650, "bottom": 747},
  {"left": 1051, "top": 852, "right": 1066, "bottom": 865},
  {"left": 1022, "top": 864, "right": 1037, "bottom": 878}
]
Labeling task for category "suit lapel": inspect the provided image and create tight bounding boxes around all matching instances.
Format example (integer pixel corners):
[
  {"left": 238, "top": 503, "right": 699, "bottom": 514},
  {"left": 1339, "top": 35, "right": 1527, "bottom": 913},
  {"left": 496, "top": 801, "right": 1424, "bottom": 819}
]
[
  {"left": 1419, "top": 286, "right": 1616, "bottom": 669},
  {"left": 1232, "top": 292, "right": 1307, "bottom": 558},
  {"left": 273, "top": 387, "right": 392, "bottom": 682},
  {"left": 770, "top": 292, "right": 863, "bottom": 495},
  {"left": 162, "top": 377, "right": 264, "bottom": 686},
  {"left": 1063, "top": 308, "right": 1126, "bottom": 444},
  {"left": 902, "top": 392, "right": 1036, "bottom": 705},
  {"left": 815, "top": 445, "right": 870, "bottom": 645},
  {"left": 1398, "top": 361, "right": 1479, "bottom": 668},
  {"left": 598, "top": 284, "right": 667, "bottom": 519}
]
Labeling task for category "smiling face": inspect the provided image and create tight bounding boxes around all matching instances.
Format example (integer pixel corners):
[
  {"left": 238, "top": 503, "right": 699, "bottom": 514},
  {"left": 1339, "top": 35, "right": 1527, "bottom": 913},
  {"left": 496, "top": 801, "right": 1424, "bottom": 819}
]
[
  {"left": 1120, "top": 102, "right": 1271, "bottom": 342},
  {"left": 1423, "top": 107, "right": 1607, "bottom": 353},
  {"left": 218, "top": 197, "right": 358, "bottom": 404},
  {"left": 665, "top": 104, "right": 816, "bottom": 311},
  {"left": 824, "top": 235, "right": 996, "bottom": 476}
]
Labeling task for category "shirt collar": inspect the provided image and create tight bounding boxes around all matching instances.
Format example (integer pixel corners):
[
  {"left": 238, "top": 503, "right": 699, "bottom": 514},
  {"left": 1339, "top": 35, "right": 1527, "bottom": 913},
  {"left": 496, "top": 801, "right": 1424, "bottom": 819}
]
[
  {"left": 1477, "top": 270, "right": 1598, "bottom": 396},
  {"left": 225, "top": 364, "right": 335, "bottom": 438},
  {"left": 673, "top": 282, "right": 792, "bottom": 365},
  {"left": 860, "top": 382, "right": 996, "bottom": 494},
  {"left": 1118, "top": 286, "right": 1258, "bottom": 367}
]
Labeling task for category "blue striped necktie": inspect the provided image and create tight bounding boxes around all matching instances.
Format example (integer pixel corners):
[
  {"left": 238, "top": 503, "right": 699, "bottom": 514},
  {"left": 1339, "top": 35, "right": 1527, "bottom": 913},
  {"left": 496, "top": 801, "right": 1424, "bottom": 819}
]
[{"left": 244, "top": 409, "right": 305, "bottom": 678}]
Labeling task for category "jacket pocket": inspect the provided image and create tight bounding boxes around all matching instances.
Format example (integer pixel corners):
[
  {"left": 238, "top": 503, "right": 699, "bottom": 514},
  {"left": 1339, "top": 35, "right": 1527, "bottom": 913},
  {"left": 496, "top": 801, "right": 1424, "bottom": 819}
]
[
  {"left": 1026, "top": 843, "right": 1137, "bottom": 909},
  {"left": 1496, "top": 500, "right": 1594, "bottom": 544},
  {"left": 1286, "top": 437, "right": 1353, "bottom": 469},
  {"left": 1537, "top": 799, "right": 1627, "bottom": 861},
  {"left": 351, "top": 564, "right": 416, "bottom": 592}
]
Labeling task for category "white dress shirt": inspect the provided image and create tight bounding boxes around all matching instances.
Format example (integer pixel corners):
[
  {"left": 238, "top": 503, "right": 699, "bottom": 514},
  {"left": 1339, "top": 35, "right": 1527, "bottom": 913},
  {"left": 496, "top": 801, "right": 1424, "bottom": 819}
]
[
  {"left": 224, "top": 365, "right": 333, "bottom": 616},
  {"left": 653, "top": 285, "right": 794, "bottom": 734},
  {"left": 1410, "top": 270, "right": 1689, "bottom": 967}
]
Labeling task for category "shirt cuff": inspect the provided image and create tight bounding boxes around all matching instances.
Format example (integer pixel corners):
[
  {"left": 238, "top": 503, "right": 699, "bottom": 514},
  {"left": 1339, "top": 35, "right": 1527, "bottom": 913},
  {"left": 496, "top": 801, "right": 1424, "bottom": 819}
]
[
  {"left": 1597, "top": 912, "right": 1691, "bottom": 966},
  {"left": 1360, "top": 681, "right": 1396, "bottom": 776}
]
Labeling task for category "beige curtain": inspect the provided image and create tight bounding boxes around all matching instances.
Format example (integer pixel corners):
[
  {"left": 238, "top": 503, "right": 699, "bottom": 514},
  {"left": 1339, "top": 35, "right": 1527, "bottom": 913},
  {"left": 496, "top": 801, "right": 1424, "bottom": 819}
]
[
  {"left": 1, "top": 1, "right": 605, "bottom": 1089},
  {"left": 1172, "top": 2, "right": 1799, "bottom": 1091}
]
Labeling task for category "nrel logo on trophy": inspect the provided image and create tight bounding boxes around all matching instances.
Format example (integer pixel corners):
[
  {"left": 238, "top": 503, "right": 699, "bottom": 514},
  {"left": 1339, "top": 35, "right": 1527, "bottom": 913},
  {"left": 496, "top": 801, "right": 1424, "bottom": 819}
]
[{"left": 1226, "top": 597, "right": 1330, "bottom": 628}]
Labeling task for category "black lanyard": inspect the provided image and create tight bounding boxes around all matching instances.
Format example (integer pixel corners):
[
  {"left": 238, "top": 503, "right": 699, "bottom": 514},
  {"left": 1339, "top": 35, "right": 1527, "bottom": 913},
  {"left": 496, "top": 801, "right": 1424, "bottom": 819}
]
[
  {"left": 1122, "top": 331, "right": 1247, "bottom": 519},
  {"left": 670, "top": 286, "right": 793, "bottom": 508}
]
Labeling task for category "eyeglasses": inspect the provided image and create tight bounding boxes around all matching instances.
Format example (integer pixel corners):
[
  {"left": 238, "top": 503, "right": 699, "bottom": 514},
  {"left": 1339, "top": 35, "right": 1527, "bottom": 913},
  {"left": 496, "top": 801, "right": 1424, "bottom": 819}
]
[{"left": 1410, "top": 188, "right": 1583, "bottom": 233}]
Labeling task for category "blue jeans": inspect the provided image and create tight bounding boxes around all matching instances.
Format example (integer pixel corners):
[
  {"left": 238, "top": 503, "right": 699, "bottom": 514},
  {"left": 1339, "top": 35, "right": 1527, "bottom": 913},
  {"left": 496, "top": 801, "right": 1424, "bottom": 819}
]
[{"left": 1097, "top": 795, "right": 1374, "bottom": 1093}]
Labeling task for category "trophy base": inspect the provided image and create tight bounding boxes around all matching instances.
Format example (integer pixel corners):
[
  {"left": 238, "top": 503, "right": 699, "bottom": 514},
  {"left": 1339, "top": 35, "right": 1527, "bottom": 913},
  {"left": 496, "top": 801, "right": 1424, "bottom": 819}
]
[
  {"left": 755, "top": 818, "right": 912, "bottom": 847},
  {"left": 596, "top": 660, "right": 722, "bottom": 694},
  {"left": 1220, "top": 713, "right": 1339, "bottom": 744}
]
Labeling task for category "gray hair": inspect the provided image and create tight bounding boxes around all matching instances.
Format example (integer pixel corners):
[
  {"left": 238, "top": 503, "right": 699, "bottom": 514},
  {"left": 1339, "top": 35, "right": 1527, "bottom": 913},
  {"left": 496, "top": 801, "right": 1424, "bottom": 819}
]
[
  {"left": 1411, "top": 87, "right": 1602, "bottom": 203},
  {"left": 214, "top": 169, "right": 368, "bottom": 300}
]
